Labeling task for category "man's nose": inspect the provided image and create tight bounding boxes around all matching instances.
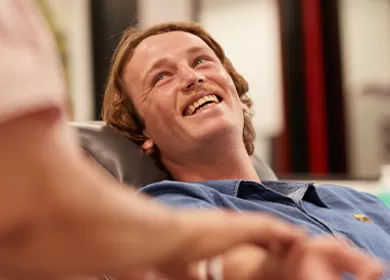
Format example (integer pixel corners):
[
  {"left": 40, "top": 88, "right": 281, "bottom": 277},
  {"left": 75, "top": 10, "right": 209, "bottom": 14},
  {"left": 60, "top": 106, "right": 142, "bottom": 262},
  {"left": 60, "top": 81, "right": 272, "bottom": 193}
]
[{"left": 180, "top": 67, "right": 205, "bottom": 92}]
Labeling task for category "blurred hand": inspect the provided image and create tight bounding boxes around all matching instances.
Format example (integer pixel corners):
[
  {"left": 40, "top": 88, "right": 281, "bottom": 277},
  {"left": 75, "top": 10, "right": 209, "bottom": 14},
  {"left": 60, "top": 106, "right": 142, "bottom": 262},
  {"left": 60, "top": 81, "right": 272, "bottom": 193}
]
[
  {"left": 116, "top": 235, "right": 385, "bottom": 280},
  {"left": 267, "top": 236, "right": 384, "bottom": 280},
  {"left": 222, "top": 235, "right": 384, "bottom": 280},
  {"left": 112, "top": 210, "right": 306, "bottom": 280}
]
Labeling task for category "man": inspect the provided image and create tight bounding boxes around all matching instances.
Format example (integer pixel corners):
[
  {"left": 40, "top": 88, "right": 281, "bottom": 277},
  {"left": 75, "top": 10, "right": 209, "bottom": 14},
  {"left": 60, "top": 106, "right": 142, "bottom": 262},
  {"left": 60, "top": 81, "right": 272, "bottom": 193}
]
[
  {"left": 0, "top": 2, "right": 312, "bottom": 279},
  {"left": 103, "top": 21, "right": 390, "bottom": 279}
]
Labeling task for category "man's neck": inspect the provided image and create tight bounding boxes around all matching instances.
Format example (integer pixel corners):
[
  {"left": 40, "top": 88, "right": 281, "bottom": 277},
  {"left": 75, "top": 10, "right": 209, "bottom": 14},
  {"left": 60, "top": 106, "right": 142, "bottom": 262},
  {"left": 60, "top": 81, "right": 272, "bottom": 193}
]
[{"left": 163, "top": 144, "right": 260, "bottom": 183}]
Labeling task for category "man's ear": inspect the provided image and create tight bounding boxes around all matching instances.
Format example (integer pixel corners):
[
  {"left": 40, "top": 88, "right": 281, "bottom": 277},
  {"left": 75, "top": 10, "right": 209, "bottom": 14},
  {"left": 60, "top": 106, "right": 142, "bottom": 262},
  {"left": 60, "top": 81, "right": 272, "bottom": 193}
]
[
  {"left": 142, "top": 130, "right": 154, "bottom": 152},
  {"left": 142, "top": 138, "right": 154, "bottom": 152}
]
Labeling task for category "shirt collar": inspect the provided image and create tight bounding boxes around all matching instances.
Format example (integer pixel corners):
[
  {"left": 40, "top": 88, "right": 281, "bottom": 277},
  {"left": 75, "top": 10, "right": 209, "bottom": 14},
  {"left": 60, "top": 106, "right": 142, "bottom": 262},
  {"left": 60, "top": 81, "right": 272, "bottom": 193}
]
[
  {"left": 198, "top": 179, "right": 242, "bottom": 197},
  {"left": 199, "top": 179, "right": 329, "bottom": 208},
  {"left": 257, "top": 180, "right": 330, "bottom": 208}
]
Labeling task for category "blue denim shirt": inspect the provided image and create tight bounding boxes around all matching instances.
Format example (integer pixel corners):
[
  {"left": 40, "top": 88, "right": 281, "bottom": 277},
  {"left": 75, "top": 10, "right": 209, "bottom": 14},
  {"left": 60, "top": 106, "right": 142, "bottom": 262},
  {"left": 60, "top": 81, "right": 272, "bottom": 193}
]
[{"left": 139, "top": 180, "right": 390, "bottom": 268}]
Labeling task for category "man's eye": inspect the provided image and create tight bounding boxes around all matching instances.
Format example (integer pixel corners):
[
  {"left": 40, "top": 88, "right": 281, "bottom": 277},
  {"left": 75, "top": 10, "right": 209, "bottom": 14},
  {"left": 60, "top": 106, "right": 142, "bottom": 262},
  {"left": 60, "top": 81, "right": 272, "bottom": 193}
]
[
  {"left": 152, "top": 73, "right": 166, "bottom": 85},
  {"left": 193, "top": 58, "right": 206, "bottom": 67}
]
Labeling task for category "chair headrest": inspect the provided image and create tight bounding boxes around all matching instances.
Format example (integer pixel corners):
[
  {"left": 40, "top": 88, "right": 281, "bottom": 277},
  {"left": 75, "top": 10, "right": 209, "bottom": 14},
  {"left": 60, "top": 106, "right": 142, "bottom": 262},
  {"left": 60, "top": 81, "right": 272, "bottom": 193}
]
[{"left": 72, "top": 122, "right": 277, "bottom": 187}]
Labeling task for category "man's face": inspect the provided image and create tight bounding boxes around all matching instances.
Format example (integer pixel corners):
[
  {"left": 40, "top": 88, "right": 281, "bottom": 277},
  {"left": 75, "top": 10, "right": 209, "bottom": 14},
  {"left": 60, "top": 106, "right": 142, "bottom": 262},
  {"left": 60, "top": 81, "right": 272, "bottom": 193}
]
[{"left": 123, "top": 31, "right": 244, "bottom": 161}]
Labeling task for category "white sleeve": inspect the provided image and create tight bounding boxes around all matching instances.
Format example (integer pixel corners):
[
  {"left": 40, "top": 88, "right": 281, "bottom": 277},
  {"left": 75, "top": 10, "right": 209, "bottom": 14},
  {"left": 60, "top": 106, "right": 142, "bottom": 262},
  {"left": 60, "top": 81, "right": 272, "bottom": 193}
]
[
  {"left": 0, "top": 70, "right": 66, "bottom": 125},
  {"left": 0, "top": 0, "right": 67, "bottom": 125}
]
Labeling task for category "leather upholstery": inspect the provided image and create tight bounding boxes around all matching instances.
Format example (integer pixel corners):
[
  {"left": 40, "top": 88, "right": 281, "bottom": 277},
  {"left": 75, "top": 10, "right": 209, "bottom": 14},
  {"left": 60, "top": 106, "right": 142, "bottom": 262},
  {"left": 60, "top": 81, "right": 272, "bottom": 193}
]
[{"left": 72, "top": 122, "right": 277, "bottom": 187}]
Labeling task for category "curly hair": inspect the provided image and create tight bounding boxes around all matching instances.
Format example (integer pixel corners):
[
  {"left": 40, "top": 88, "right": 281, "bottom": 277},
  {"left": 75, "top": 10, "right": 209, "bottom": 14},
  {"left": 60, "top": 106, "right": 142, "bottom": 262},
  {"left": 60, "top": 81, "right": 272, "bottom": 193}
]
[{"left": 102, "top": 21, "right": 255, "bottom": 166}]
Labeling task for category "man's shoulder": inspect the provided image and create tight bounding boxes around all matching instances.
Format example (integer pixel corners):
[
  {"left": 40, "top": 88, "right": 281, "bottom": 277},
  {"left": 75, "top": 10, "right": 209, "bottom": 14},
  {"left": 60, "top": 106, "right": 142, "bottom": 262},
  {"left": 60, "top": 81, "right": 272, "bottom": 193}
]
[
  {"left": 316, "top": 183, "right": 385, "bottom": 207},
  {"left": 141, "top": 179, "right": 209, "bottom": 188},
  {"left": 139, "top": 180, "right": 213, "bottom": 196},
  {"left": 138, "top": 179, "right": 240, "bottom": 198},
  {"left": 137, "top": 180, "right": 228, "bottom": 209},
  {"left": 316, "top": 183, "right": 374, "bottom": 196}
]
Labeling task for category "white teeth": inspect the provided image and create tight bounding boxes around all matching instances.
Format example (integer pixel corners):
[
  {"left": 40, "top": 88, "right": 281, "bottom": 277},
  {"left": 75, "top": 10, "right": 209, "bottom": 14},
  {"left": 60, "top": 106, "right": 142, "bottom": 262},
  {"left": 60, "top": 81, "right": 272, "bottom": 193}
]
[
  {"left": 185, "top": 94, "right": 220, "bottom": 116},
  {"left": 188, "top": 105, "right": 196, "bottom": 114},
  {"left": 197, "top": 103, "right": 214, "bottom": 112}
]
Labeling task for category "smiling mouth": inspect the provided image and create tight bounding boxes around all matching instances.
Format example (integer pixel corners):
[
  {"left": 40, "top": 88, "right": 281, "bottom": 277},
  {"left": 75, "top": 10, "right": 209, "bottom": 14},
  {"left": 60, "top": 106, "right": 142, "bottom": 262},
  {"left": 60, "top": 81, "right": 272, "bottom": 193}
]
[{"left": 183, "top": 94, "right": 222, "bottom": 116}]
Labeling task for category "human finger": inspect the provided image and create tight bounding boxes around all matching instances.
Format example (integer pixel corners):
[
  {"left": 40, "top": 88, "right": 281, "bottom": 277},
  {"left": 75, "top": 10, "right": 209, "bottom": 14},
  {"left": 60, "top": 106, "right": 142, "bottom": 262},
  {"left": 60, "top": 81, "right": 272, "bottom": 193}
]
[
  {"left": 308, "top": 238, "right": 384, "bottom": 279},
  {"left": 171, "top": 210, "right": 306, "bottom": 263}
]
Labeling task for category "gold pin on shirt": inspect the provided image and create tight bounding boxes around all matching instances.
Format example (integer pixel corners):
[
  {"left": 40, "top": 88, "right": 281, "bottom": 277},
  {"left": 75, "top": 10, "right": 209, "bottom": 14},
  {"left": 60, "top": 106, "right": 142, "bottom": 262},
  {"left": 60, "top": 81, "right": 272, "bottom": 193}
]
[{"left": 353, "top": 214, "right": 371, "bottom": 222}]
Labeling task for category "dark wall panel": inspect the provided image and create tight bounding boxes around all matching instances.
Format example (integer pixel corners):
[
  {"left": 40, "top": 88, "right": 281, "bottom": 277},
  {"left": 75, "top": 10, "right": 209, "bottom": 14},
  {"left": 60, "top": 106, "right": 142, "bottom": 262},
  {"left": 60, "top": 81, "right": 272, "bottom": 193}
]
[
  {"left": 320, "top": 0, "right": 348, "bottom": 174},
  {"left": 278, "top": 0, "right": 309, "bottom": 173},
  {"left": 90, "top": 0, "right": 138, "bottom": 119},
  {"left": 275, "top": 0, "right": 347, "bottom": 176}
]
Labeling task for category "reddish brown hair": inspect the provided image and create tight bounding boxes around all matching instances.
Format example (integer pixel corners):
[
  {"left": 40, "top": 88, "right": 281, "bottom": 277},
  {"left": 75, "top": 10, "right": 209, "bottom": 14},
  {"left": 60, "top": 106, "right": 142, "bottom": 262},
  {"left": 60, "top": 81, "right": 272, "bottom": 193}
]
[{"left": 102, "top": 21, "right": 255, "bottom": 165}]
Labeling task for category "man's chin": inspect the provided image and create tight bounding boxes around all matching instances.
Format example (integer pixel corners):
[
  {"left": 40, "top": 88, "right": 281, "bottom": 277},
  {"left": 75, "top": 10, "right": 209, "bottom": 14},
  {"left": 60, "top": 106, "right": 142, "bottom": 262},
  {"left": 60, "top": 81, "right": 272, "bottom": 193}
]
[{"left": 188, "top": 122, "right": 237, "bottom": 145}]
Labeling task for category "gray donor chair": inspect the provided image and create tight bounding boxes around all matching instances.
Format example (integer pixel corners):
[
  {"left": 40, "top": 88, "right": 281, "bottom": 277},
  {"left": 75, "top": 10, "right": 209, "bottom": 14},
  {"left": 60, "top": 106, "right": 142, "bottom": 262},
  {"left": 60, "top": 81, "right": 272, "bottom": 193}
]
[{"left": 73, "top": 122, "right": 277, "bottom": 187}]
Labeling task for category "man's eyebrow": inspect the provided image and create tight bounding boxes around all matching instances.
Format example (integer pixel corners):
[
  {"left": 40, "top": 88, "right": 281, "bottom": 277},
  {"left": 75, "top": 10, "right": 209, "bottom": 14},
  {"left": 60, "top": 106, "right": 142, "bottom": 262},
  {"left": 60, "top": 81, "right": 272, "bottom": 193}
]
[
  {"left": 142, "top": 46, "right": 212, "bottom": 84},
  {"left": 142, "top": 58, "right": 170, "bottom": 85},
  {"left": 187, "top": 46, "right": 211, "bottom": 55}
]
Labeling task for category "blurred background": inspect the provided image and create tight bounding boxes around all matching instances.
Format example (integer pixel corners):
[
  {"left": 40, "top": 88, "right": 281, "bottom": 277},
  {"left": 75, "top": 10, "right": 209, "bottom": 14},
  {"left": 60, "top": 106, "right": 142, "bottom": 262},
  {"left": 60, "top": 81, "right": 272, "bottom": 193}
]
[{"left": 38, "top": 0, "right": 390, "bottom": 187}]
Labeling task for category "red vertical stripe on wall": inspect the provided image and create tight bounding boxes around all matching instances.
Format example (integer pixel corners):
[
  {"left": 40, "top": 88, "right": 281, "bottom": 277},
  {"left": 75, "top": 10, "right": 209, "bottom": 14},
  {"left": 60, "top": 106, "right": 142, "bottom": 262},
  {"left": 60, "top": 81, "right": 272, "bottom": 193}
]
[{"left": 302, "top": 0, "right": 328, "bottom": 174}]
